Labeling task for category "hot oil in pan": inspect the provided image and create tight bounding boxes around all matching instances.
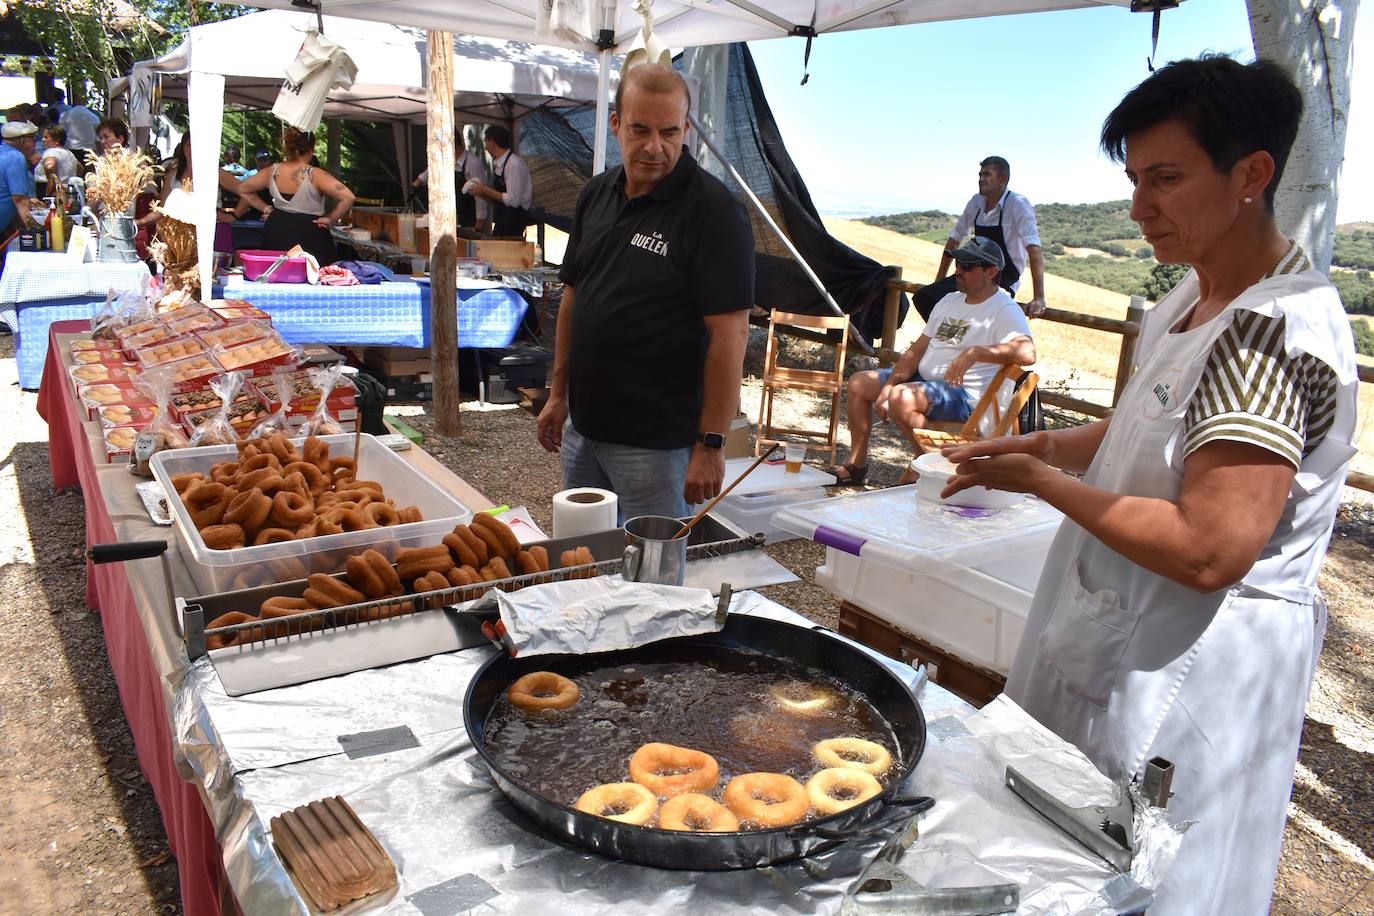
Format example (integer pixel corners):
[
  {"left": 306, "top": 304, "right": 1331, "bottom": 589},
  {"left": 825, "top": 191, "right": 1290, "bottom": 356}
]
[{"left": 482, "top": 649, "right": 900, "bottom": 827}]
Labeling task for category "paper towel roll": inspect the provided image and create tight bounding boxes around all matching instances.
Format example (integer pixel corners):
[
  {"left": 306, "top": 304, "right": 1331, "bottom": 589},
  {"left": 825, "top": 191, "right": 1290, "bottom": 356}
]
[{"left": 552, "top": 487, "right": 618, "bottom": 539}]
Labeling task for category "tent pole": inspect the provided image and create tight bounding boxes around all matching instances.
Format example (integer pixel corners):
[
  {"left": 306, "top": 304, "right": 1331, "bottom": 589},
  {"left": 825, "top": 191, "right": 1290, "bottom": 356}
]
[
  {"left": 427, "top": 30, "right": 461, "bottom": 436},
  {"left": 687, "top": 112, "right": 873, "bottom": 356},
  {"left": 593, "top": 48, "right": 611, "bottom": 174}
]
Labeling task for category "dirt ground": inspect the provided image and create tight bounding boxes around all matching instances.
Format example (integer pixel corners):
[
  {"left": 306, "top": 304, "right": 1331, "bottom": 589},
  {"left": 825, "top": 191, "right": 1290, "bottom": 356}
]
[{"left": 0, "top": 328, "right": 1370, "bottom": 914}]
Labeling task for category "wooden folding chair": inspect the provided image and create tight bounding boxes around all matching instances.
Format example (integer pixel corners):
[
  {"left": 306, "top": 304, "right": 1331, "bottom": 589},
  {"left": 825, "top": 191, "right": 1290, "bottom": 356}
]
[
  {"left": 755, "top": 309, "right": 849, "bottom": 464},
  {"left": 913, "top": 365, "right": 1039, "bottom": 452}
]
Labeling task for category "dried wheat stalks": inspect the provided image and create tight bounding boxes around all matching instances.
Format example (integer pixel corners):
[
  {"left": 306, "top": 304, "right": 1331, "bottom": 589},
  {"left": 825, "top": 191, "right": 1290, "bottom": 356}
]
[{"left": 84, "top": 147, "right": 160, "bottom": 214}]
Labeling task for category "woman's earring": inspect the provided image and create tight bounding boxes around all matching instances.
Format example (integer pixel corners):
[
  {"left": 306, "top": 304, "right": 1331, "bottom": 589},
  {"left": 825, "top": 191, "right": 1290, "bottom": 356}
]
[{"left": 1243, "top": 196, "right": 1254, "bottom": 204}]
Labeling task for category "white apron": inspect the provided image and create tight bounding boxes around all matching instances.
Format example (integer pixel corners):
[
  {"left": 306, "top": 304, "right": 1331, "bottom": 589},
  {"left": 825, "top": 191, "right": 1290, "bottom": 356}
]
[{"left": 1006, "top": 269, "right": 1359, "bottom": 915}]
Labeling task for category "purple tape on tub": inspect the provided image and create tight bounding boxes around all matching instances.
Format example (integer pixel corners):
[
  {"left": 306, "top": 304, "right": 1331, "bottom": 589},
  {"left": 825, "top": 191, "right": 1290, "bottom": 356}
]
[
  {"left": 814, "top": 524, "right": 867, "bottom": 556},
  {"left": 942, "top": 506, "right": 1000, "bottom": 519}
]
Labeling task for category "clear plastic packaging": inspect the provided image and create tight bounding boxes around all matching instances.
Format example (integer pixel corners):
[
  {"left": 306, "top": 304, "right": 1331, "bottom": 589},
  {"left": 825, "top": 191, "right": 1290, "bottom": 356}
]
[
  {"left": 298, "top": 364, "right": 353, "bottom": 436},
  {"left": 134, "top": 334, "right": 209, "bottom": 368},
  {"left": 247, "top": 366, "right": 296, "bottom": 440},
  {"left": 190, "top": 372, "right": 247, "bottom": 447},
  {"left": 210, "top": 333, "right": 298, "bottom": 374},
  {"left": 128, "top": 365, "right": 190, "bottom": 476}
]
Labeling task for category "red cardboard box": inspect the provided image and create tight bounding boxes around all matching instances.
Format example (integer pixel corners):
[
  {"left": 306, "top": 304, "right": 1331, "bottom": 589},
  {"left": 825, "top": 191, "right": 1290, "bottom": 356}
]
[{"left": 78, "top": 382, "right": 152, "bottom": 420}]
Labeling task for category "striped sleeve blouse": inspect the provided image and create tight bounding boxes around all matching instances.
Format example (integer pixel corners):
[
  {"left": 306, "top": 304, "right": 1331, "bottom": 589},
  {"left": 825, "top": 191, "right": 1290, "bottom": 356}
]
[{"left": 1183, "top": 244, "right": 1340, "bottom": 469}]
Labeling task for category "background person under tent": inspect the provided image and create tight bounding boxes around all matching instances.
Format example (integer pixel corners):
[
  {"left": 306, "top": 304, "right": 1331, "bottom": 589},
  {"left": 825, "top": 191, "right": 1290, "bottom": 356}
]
[
  {"left": 468, "top": 124, "right": 531, "bottom": 238},
  {"left": 235, "top": 128, "right": 355, "bottom": 265},
  {"left": 411, "top": 131, "right": 488, "bottom": 231}
]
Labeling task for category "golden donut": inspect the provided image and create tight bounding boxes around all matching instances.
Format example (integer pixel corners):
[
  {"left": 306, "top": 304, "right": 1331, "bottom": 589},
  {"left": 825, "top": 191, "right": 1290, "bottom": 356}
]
[
  {"left": 201, "top": 523, "right": 246, "bottom": 550},
  {"left": 303, "top": 436, "right": 331, "bottom": 472},
  {"left": 528, "top": 545, "right": 549, "bottom": 572},
  {"left": 346, "top": 549, "right": 404, "bottom": 600},
  {"left": 805, "top": 768, "right": 882, "bottom": 815},
  {"left": 271, "top": 490, "right": 314, "bottom": 527},
  {"left": 657, "top": 793, "right": 740, "bottom": 832},
  {"left": 171, "top": 472, "right": 205, "bottom": 494},
  {"left": 471, "top": 512, "right": 520, "bottom": 558},
  {"left": 451, "top": 525, "right": 488, "bottom": 566},
  {"left": 253, "top": 527, "right": 297, "bottom": 545},
  {"left": 447, "top": 565, "right": 480, "bottom": 587},
  {"left": 238, "top": 468, "right": 285, "bottom": 495},
  {"left": 312, "top": 515, "right": 344, "bottom": 536},
  {"left": 206, "top": 611, "right": 256, "bottom": 650},
  {"left": 265, "top": 432, "right": 300, "bottom": 465},
  {"left": 348, "top": 479, "right": 384, "bottom": 497},
  {"left": 443, "top": 531, "right": 480, "bottom": 568},
  {"left": 209, "top": 459, "right": 240, "bottom": 479},
  {"left": 487, "top": 556, "right": 513, "bottom": 585},
  {"left": 722, "top": 773, "right": 809, "bottom": 828},
  {"left": 258, "top": 597, "right": 317, "bottom": 637},
  {"left": 190, "top": 491, "right": 234, "bottom": 529},
  {"left": 514, "top": 550, "right": 540, "bottom": 576},
  {"left": 769, "top": 681, "right": 843, "bottom": 717},
  {"left": 327, "top": 456, "right": 356, "bottom": 480},
  {"left": 507, "top": 671, "right": 580, "bottom": 712},
  {"left": 629, "top": 743, "right": 720, "bottom": 797},
  {"left": 184, "top": 479, "right": 227, "bottom": 508},
  {"left": 412, "top": 571, "right": 449, "bottom": 607},
  {"left": 277, "top": 471, "right": 310, "bottom": 501},
  {"left": 812, "top": 738, "right": 892, "bottom": 777},
  {"left": 365, "top": 502, "right": 399, "bottom": 526},
  {"left": 395, "top": 545, "right": 454, "bottom": 584},
  {"left": 303, "top": 573, "right": 365, "bottom": 610},
  {"left": 470, "top": 522, "right": 507, "bottom": 562},
  {"left": 236, "top": 453, "right": 282, "bottom": 477},
  {"left": 396, "top": 506, "right": 423, "bottom": 524},
  {"left": 224, "top": 487, "right": 272, "bottom": 533},
  {"left": 574, "top": 782, "right": 657, "bottom": 826},
  {"left": 283, "top": 461, "right": 329, "bottom": 497},
  {"left": 320, "top": 507, "right": 374, "bottom": 532}
]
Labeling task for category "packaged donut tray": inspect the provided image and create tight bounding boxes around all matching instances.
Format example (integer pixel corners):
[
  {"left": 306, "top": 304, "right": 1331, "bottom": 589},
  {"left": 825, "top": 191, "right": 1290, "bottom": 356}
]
[
  {"left": 150, "top": 433, "right": 474, "bottom": 595},
  {"left": 180, "top": 398, "right": 273, "bottom": 437},
  {"left": 78, "top": 381, "right": 152, "bottom": 420},
  {"left": 211, "top": 334, "right": 296, "bottom": 376},
  {"left": 208, "top": 300, "right": 273, "bottom": 324},
  {"left": 99, "top": 403, "right": 160, "bottom": 429},
  {"left": 69, "top": 361, "right": 134, "bottom": 390},
  {"left": 196, "top": 320, "right": 273, "bottom": 351}
]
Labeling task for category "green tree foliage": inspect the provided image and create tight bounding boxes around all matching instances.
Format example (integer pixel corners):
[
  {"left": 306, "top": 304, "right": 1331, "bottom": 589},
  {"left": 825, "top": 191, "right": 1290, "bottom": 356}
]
[
  {"left": 1035, "top": 255, "right": 1156, "bottom": 297},
  {"left": 1140, "top": 262, "right": 1191, "bottom": 302},
  {"left": 1333, "top": 228, "right": 1374, "bottom": 271},
  {"left": 1330, "top": 270, "right": 1374, "bottom": 315},
  {"left": 1351, "top": 318, "right": 1374, "bottom": 357}
]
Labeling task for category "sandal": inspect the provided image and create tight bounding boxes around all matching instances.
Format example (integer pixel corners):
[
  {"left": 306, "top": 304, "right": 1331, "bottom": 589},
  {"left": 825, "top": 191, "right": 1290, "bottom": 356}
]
[{"left": 830, "top": 462, "right": 868, "bottom": 487}]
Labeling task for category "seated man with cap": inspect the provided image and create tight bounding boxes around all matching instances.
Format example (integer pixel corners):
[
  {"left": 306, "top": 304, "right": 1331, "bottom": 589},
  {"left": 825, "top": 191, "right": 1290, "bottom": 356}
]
[
  {"left": 0, "top": 121, "right": 39, "bottom": 233},
  {"left": 834, "top": 236, "right": 1035, "bottom": 486}
]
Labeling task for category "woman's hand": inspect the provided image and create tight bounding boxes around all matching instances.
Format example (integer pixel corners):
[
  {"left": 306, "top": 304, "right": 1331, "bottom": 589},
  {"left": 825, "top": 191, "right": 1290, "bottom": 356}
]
[
  {"left": 313, "top": 215, "right": 333, "bottom": 229},
  {"left": 940, "top": 432, "right": 1056, "bottom": 499}
]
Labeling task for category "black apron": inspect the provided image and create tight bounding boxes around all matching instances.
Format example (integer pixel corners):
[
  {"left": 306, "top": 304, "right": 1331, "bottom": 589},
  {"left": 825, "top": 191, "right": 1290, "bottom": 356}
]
[
  {"left": 456, "top": 151, "right": 477, "bottom": 229},
  {"left": 974, "top": 191, "right": 1021, "bottom": 293},
  {"left": 491, "top": 152, "right": 530, "bottom": 238}
]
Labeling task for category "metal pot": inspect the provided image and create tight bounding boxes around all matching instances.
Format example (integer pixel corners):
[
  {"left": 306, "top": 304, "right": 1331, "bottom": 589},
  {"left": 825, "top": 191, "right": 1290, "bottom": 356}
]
[
  {"left": 464, "top": 615, "right": 928, "bottom": 870},
  {"left": 98, "top": 215, "right": 140, "bottom": 263}
]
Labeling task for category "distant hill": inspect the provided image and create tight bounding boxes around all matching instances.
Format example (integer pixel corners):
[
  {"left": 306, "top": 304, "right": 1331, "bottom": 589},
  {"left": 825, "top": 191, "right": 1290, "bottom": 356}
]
[{"left": 862, "top": 201, "right": 1374, "bottom": 326}]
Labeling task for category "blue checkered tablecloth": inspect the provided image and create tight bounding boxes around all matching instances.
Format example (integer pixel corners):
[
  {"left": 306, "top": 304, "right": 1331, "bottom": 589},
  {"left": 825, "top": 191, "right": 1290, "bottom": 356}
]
[
  {"left": 221, "top": 277, "right": 528, "bottom": 349},
  {"left": 1, "top": 251, "right": 152, "bottom": 389}
]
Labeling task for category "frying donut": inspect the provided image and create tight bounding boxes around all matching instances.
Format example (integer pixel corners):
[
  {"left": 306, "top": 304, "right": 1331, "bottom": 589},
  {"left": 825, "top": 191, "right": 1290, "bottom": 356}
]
[
  {"left": 283, "top": 461, "right": 329, "bottom": 497},
  {"left": 205, "top": 611, "right": 257, "bottom": 650},
  {"left": 396, "top": 506, "right": 423, "bottom": 524},
  {"left": 507, "top": 672, "right": 580, "bottom": 712},
  {"left": 657, "top": 793, "right": 740, "bottom": 833},
  {"left": 395, "top": 545, "right": 454, "bottom": 584},
  {"left": 451, "top": 525, "right": 488, "bottom": 567},
  {"left": 253, "top": 527, "right": 297, "bottom": 545},
  {"left": 302, "top": 573, "right": 366, "bottom": 610},
  {"left": 365, "top": 502, "right": 399, "bottom": 527},
  {"left": 171, "top": 472, "right": 205, "bottom": 494},
  {"left": 812, "top": 738, "right": 892, "bottom": 777},
  {"left": 722, "top": 773, "right": 809, "bottom": 828},
  {"left": 345, "top": 549, "right": 403, "bottom": 600},
  {"left": 528, "top": 545, "right": 549, "bottom": 572},
  {"left": 443, "top": 531, "right": 479, "bottom": 569},
  {"left": 303, "top": 436, "right": 331, "bottom": 472},
  {"left": 469, "top": 522, "right": 507, "bottom": 562},
  {"left": 574, "top": 783, "right": 657, "bottom": 826},
  {"left": 629, "top": 743, "right": 720, "bottom": 797},
  {"left": 471, "top": 513, "right": 520, "bottom": 558},
  {"left": 224, "top": 487, "right": 272, "bottom": 533},
  {"left": 805, "top": 768, "right": 882, "bottom": 815},
  {"left": 768, "top": 682, "right": 843, "bottom": 717},
  {"left": 201, "top": 523, "right": 246, "bottom": 550},
  {"left": 271, "top": 490, "right": 314, "bottom": 528}
]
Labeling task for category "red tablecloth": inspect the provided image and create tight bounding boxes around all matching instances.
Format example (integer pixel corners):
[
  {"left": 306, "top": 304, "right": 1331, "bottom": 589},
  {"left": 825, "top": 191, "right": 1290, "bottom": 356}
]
[{"left": 37, "top": 319, "right": 231, "bottom": 915}]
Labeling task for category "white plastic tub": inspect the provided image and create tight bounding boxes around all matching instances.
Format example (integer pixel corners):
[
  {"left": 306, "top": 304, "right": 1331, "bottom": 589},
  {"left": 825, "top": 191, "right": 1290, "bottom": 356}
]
[
  {"left": 707, "top": 486, "right": 826, "bottom": 544},
  {"left": 151, "top": 433, "right": 473, "bottom": 594}
]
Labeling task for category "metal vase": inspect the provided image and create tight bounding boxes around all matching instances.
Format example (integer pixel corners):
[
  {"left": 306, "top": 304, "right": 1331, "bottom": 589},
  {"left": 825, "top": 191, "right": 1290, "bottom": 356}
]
[
  {"left": 98, "top": 215, "right": 140, "bottom": 263},
  {"left": 621, "top": 515, "right": 689, "bottom": 586}
]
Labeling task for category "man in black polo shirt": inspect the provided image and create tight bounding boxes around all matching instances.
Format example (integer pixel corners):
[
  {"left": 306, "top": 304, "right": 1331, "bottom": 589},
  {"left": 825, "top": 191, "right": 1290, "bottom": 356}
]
[{"left": 537, "top": 63, "right": 754, "bottom": 519}]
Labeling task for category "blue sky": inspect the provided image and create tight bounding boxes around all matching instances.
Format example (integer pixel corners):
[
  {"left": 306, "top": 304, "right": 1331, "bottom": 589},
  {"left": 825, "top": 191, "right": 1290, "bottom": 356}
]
[{"left": 747, "top": 1, "right": 1372, "bottom": 223}]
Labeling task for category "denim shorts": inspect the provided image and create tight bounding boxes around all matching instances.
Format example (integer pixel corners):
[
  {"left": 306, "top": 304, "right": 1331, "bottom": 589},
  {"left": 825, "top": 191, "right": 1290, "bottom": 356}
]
[{"left": 877, "top": 369, "right": 975, "bottom": 423}]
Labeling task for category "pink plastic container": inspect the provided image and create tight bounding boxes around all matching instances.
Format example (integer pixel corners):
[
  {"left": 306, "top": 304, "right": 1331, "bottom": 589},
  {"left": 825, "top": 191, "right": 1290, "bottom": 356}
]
[{"left": 240, "top": 249, "right": 310, "bottom": 283}]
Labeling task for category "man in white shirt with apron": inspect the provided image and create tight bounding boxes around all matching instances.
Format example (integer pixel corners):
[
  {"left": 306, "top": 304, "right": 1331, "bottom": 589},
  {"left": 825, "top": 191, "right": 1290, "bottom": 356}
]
[
  {"left": 470, "top": 125, "right": 531, "bottom": 238},
  {"left": 941, "top": 57, "right": 1358, "bottom": 915}
]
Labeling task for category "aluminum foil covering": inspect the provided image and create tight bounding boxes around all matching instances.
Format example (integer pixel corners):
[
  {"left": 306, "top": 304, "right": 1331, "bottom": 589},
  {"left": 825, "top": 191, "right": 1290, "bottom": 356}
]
[
  {"left": 135, "top": 479, "right": 174, "bottom": 525},
  {"left": 495, "top": 578, "right": 719, "bottom": 656},
  {"left": 175, "top": 592, "right": 1178, "bottom": 915}
]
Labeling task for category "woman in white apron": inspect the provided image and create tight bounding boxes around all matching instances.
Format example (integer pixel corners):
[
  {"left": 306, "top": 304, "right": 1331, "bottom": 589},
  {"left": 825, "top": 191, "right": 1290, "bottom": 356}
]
[{"left": 942, "top": 58, "right": 1359, "bottom": 915}]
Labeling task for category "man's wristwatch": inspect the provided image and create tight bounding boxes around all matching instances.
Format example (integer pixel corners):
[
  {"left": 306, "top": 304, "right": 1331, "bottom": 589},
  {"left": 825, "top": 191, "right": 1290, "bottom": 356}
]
[{"left": 696, "top": 431, "right": 725, "bottom": 450}]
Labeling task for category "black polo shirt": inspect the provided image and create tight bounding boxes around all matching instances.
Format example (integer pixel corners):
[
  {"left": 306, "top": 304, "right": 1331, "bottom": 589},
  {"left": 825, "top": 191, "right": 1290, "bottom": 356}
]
[{"left": 559, "top": 149, "right": 754, "bottom": 449}]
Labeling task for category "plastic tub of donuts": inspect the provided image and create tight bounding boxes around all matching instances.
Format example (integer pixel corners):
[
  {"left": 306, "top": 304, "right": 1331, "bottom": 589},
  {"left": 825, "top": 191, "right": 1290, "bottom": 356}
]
[
  {"left": 178, "top": 513, "right": 758, "bottom": 659},
  {"left": 149, "top": 433, "right": 474, "bottom": 595}
]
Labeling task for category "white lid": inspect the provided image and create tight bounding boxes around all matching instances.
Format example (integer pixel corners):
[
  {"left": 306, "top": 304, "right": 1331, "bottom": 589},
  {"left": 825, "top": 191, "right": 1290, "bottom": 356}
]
[
  {"left": 773, "top": 485, "right": 1062, "bottom": 576},
  {"left": 716, "top": 456, "right": 836, "bottom": 497}
]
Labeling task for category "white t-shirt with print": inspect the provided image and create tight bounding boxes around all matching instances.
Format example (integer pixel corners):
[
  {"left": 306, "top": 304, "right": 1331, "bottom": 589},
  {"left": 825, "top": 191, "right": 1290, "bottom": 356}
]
[{"left": 918, "top": 288, "right": 1031, "bottom": 403}]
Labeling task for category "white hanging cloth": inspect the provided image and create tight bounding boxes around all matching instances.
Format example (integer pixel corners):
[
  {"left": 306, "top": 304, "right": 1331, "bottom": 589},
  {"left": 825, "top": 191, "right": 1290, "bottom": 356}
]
[
  {"left": 536, "top": 0, "right": 595, "bottom": 45},
  {"left": 624, "top": 0, "right": 671, "bottom": 70},
  {"left": 271, "top": 29, "right": 359, "bottom": 132}
]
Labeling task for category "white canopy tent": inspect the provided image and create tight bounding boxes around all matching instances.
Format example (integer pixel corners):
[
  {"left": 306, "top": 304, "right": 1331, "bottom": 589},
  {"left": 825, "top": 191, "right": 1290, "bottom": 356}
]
[{"left": 109, "top": 9, "right": 614, "bottom": 293}]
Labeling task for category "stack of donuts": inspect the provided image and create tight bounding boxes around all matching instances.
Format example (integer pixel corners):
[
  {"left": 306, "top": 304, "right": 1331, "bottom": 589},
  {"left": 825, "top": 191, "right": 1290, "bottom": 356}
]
[
  {"left": 202, "top": 512, "right": 602, "bottom": 649},
  {"left": 170, "top": 432, "right": 424, "bottom": 550},
  {"left": 505, "top": 672, "right": 894, "bottom": 832}
]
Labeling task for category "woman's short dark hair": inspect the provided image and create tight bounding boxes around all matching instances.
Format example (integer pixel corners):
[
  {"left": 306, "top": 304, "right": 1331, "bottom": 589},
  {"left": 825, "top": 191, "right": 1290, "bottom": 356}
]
[
  {"left": 43, "top": 125, "right": 66, "bottom": 146},
  {"left": 484, "top": 124, "right": 511, "bottom": 150},
  {"left": 96, "top": 118, "right": 130, "bottom": 144},
  {"left": 1101, "top": 55, "right": 1303, "bottom": 212},
  {"left": 281, "top": 127, "right": 316, "bottom": 159}
]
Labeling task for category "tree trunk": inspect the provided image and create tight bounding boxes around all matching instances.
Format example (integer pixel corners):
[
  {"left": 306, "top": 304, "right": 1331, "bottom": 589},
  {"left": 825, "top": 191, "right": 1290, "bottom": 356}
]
[
  {"left": 427, "top": 31, "right": 461, "bottom": 437},
  {"left": 325, "top": 119, "right": 342, "bottom": 174},
  {"left": 1248, "top": 0, "right": 1360, "bottom": 271}
]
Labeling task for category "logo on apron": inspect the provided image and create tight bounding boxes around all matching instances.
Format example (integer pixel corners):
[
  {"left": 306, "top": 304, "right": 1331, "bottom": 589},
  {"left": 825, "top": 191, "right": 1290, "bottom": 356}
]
[{"left": 1142, "top": 369, "right": 1182, "bottom": 420}]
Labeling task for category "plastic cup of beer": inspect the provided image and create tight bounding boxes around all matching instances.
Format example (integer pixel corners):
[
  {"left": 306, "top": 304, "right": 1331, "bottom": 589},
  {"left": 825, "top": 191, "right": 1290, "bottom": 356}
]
[
  {"left": 784, "top": 443, "right": 806, "bottom": 473},
  {"left": 410, "top": 257, "right": 426, "bottom": 276}
]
